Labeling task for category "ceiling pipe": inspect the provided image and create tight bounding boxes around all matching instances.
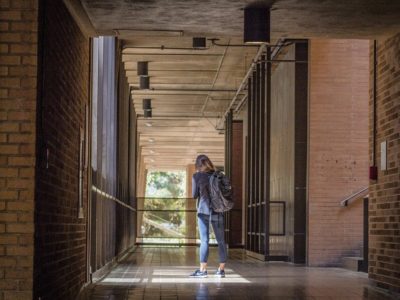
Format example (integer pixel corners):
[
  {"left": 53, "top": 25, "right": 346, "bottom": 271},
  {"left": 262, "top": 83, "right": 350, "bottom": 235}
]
[
  {"left": 233, "top": 94, "right": 248, "bottom": 114},
  {"left": 218, "top": 39, "right": 307, "bottom": 129},
  {"left": 123, "top": 45, "right": 211, "bottom": 51},
  {"left": 201, "top": 40, "right": 230, "bottom": 114},
  {"left": 131, "top": 87, "right": 238, "bottom": 93},
  {"left": 115, "top": 28, "right": 184, "bottom": 36},
  {"left": 122, "top": 37, "right": 210, "bottom": 51},
  {"left": 258, "top": 59, "right": 308, "bottom": 63},
  {"left": 208, "top": 38, "right": 293, "bottom": 48},
  {"left": 208, "top": 38, "right": 258, "bottom": 48},
  {"left": 216, "top": 43, "right": 266, "bottom": 129}
]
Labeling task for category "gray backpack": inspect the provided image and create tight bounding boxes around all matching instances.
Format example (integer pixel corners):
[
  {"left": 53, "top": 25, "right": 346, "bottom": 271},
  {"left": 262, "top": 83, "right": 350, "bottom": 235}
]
[{"left": 209, "top": 171, "right": 234, "bottom": 213}]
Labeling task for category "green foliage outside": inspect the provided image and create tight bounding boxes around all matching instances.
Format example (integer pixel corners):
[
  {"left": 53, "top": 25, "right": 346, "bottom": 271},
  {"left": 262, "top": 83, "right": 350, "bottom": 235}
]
[
  {"left": 142, "top": 170, "right": 188, "bottom": 241},
  {"left": 140, "top": 170, "right": 216, "bottom": 244},
  {"left": 145, "top": 170, "right": 186, "bottom": 198}
]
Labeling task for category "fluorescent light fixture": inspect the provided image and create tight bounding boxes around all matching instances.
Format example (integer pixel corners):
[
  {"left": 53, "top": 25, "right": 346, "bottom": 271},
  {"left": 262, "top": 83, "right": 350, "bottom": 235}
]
[
  {"left": 144, "top": 109, "right": 152, "bottom": 118},
  {"left": 143, "top": 98, "right": 152, "bottom": 110},
  {"left": 139, "top": 75, "right": 150, "bottom": 89},
  {"left": 137, "top": 61, "right": 148, "bottom": 76}
]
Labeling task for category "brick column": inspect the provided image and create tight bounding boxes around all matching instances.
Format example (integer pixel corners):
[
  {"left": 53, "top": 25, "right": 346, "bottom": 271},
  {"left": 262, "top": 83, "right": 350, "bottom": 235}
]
[
  {"left": 368, "top": 33, "right": 400, "bottom": 294},
  {"left": 0, "top": 0, "right": 38, "bottom": 299},
  {"left": 308, "top": 39, "right": 370, "bottom": 266}
]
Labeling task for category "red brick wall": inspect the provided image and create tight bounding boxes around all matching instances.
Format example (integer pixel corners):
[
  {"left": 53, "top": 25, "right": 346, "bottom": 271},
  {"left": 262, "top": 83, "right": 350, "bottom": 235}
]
[
  {"left": 308, "top": 39, "right": 370, "bottom": 266},
  {"left": 33, "top": 0, "right": 90, "bottom": 299},
  {"left": 368, "top": 33, "right": 400, "bottom": 294},
  {"left": 0, "top": 0, "right": 38, "bottom": 299}
]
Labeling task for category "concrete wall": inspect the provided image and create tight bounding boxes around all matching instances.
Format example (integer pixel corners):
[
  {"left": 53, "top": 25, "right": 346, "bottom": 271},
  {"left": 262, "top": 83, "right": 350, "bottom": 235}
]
[
  {"left": 368, "top": 33, "right": 400, "bottom": 294},
  {"left": 0, "top": 0, "right": 38, "bottom": 299},
  {"left": 308, "top": 39, "right": 370, "bottom": 266},
  {"left": 33, "top": 0, "right": 90, "bottom": 298}
]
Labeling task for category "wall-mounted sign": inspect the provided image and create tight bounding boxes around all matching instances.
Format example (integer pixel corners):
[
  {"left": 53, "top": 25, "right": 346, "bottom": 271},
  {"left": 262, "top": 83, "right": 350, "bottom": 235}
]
[{"left": 380, "top": 140, "right": 387, "bottom": 171}]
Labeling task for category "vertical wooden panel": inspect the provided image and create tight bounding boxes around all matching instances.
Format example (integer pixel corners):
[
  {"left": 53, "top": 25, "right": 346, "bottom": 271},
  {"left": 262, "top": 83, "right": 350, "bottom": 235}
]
[
  {"left": 293, "top": 43, "right": 308, "bottom": 263},
  {"left": 230, "top": 121, "right": 243, "bottom": 247},
  {"left": 251, "top": 70, "right": 257, "bottom": 251},
  {"left": 246, "top": 77, "right": 252, "bottom": 251},
  {"left": 259, "top": 56, "right": 266, "bottom": 255},
  {"left": 270, "top": 45, "right": 295, "bottom": 258},
  {"left": 264, "top": 48, "right": 272, "bottom": 259}
]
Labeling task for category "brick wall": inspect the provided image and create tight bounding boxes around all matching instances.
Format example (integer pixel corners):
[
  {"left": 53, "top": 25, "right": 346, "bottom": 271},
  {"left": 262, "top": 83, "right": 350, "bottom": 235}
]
[
  {"left": 0, "top": 0, "right": 38, "bottom": 299},
  {"left": 368, "top": 33, "right": 400, "bottom": 294},
  {"left": 308, "top": 39, "right": 370, "bottom": 266},
  {"left": 33, "top": 0, "right": 90, "bottom": 299}
]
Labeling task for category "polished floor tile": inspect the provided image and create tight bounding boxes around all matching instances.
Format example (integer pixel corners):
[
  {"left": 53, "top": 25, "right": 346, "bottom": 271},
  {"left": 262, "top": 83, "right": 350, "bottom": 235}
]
[{"left": 78, "top": 247, "right": 397, "bottom": 300}]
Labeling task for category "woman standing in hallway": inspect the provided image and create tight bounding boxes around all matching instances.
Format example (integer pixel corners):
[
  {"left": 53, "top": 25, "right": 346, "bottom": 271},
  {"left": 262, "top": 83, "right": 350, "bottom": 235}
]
[{"left": 189, "top": 154, "right": 227, "bottom": 278}]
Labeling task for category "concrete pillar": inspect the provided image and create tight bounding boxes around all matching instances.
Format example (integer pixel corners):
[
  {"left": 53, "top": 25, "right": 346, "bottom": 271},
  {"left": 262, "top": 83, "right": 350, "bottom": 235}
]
[{"left": 186, "top": 164, "right": 197, "bottom": 243}]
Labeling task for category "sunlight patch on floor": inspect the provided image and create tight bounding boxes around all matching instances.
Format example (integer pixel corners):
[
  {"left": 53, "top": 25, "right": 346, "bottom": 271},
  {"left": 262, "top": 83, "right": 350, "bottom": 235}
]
[
  {"left": 98, "top": 267, "right": 250, "bottom": 285},
  {"left": 151, "top": 277, "right": 250, "bottom": 283},
  {"left": 101, "top": 278, "right": 141, "bottom": 284}
]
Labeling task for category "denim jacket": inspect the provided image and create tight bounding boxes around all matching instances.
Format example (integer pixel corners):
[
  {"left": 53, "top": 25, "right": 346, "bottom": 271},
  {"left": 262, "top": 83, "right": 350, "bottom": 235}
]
[{"left": 192, "top": 171, "right": 213, "bottom": 215}]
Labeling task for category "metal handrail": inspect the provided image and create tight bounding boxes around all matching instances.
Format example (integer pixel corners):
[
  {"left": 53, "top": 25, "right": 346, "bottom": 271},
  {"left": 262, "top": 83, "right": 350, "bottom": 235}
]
[
  {"left": 92, "top": 185, "right": 136, "bottom": 211},
  {"left": 340, "top": 187, "right": 369, "bottom": 207}
]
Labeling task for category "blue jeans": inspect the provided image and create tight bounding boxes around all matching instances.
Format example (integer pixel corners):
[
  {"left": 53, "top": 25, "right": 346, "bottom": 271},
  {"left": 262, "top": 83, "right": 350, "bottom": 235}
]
[{"left": 197, "top": 213, "right": 227, "bottom": 263}]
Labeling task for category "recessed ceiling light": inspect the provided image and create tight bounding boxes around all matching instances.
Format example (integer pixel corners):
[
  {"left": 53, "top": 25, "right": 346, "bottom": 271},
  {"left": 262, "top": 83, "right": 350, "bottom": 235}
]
[{"left": 145, "top": 122, "right": 152, "bottom": 127}]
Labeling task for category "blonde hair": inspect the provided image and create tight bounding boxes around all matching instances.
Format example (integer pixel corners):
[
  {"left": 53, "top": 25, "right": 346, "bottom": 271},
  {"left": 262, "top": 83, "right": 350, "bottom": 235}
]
[{"left": 195, "top": 154, "right": 215, "bottom": 172}]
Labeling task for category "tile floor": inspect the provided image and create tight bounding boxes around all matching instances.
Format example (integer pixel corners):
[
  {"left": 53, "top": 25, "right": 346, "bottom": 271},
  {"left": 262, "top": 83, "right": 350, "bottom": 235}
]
[{"left": 79, "top": 247, "right": 397, "bottom": 300}]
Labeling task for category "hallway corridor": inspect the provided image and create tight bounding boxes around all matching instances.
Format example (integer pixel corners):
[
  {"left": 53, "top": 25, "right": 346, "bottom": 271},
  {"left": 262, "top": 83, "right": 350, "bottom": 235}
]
[
  {"left": 79, "top": 248, "right": 393, "bottom": 300},
  {"left": 1, "top": 1, "right": 399, "bottom": 299}
]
